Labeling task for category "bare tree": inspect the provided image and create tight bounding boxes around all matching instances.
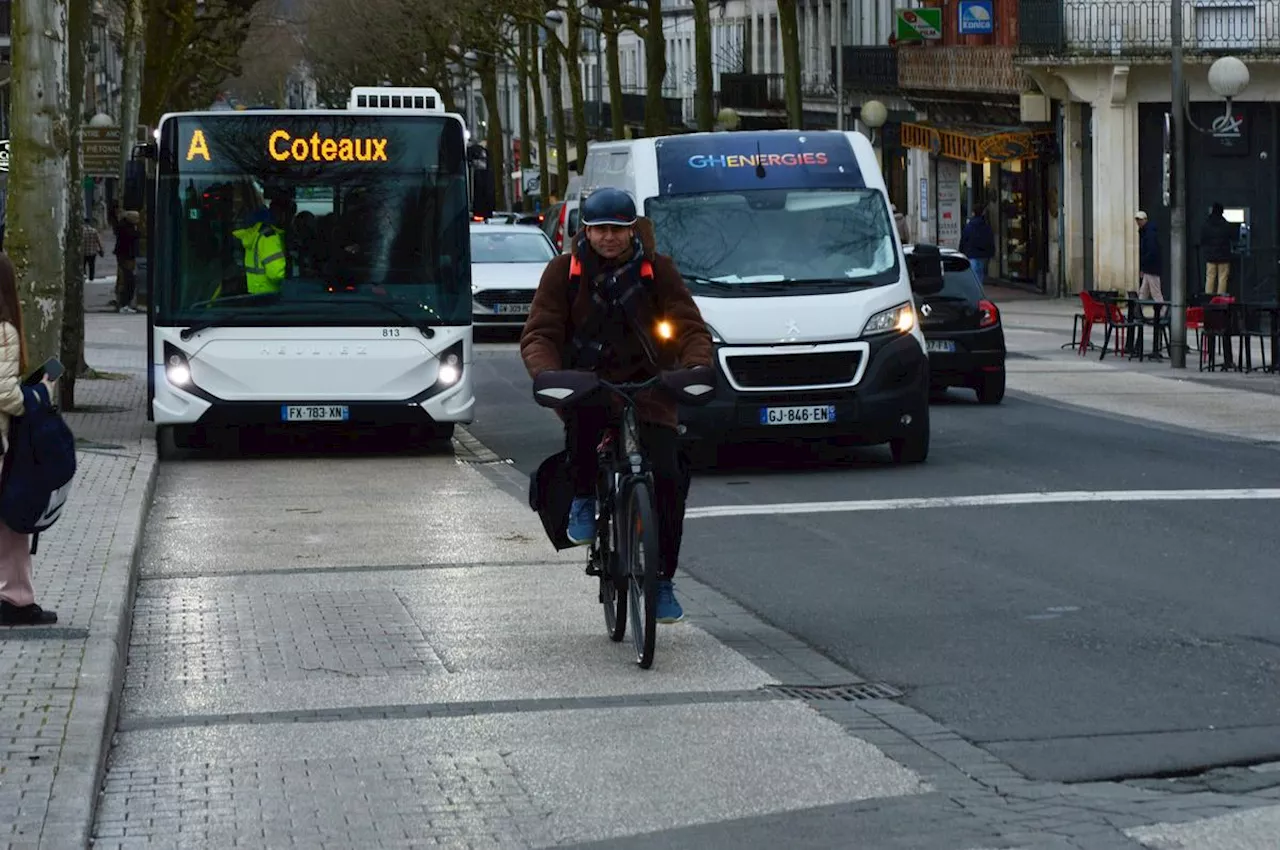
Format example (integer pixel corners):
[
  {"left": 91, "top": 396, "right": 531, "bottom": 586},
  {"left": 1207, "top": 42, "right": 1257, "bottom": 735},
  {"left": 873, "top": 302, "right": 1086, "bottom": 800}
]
[
  {"left": 9, "top": 0, "right": 71, "bottom": 366},
  {"left": 118, "top": 0, "right": 144, "bottom": 188},
  {"left": 220, "top": 0, "right": 308, "bottom": 107},
  {"left": 776, "top": 0, "right": 803, "bottom": 128},
  {"left": 61, "top": 0, "right": 93, "bottom": 409},
  {"left": 140, "top": 0, "right": 264, "bottom": 124},
  {"left": 691, "top": 0, "right": 713, "bottom": 131}
]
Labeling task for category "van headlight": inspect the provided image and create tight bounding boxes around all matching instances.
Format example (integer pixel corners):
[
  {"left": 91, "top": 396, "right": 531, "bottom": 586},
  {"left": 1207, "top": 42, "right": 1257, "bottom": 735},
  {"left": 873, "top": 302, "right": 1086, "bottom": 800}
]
[
  {"left": 704, "top": 322, "right": 724, "bottom": 344},
  {"left": 862, "top": 302, "right": 916, "bottom": 336}
]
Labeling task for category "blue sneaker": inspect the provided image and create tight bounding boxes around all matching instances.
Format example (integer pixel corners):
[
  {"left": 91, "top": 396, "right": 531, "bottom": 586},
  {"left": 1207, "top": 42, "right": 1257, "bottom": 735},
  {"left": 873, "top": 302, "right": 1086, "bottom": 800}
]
[
  {"left": 566, "top": 497, "right": 595, "bottom": 546},
  {"left": 656, "top": 579, "right": 685, "bottom": 624}
]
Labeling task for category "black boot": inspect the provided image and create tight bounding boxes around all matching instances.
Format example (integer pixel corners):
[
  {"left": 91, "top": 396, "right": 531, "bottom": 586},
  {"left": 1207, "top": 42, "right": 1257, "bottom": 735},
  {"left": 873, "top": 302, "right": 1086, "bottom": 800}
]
[{"left": 0, "top": 601, "right": 57, "bottom": 626}]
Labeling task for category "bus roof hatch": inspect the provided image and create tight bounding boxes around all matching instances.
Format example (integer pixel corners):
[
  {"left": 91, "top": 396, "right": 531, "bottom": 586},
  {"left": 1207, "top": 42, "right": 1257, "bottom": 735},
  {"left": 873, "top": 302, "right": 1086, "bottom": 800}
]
[{"left": 348, "top": 86, "right": 444, "bottom": 114}]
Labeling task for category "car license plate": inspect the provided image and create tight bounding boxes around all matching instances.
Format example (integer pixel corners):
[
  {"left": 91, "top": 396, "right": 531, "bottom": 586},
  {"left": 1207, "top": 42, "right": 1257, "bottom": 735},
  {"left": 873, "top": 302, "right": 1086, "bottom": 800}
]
[
  {"left": 926, "top": 339, "right": 956, "bottom": 353},
  {"left": 494, "top": 303, "right": 531, "bottom": 314},
  {"left": 281, "top": 404, "right": 349, "bottom": 422},
  {"left": 759, "top": 405, "right": 836, "bottom": 426}
]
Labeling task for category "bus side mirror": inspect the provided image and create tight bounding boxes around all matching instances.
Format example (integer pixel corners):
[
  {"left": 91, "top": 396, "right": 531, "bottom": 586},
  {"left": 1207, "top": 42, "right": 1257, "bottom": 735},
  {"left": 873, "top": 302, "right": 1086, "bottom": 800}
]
[
  {"left": 123, "top": 160, "right": 146, "bottom": 212},
  {"left": 906, "top": 244, "right": 945, "bottom": 296}
]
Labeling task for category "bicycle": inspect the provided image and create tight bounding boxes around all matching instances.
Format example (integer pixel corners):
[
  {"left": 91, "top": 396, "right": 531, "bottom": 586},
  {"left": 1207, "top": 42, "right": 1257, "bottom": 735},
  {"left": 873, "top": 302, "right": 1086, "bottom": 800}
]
[{"left": 532, "top": 365, "right": 714, "bottom": 668}]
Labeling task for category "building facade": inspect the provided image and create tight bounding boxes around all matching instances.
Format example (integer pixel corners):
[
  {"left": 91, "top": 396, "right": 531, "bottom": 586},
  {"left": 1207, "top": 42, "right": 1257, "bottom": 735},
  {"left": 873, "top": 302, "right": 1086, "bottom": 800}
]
[{"left": 1018, "top": 0, "right": 1280, "bottom": 301}]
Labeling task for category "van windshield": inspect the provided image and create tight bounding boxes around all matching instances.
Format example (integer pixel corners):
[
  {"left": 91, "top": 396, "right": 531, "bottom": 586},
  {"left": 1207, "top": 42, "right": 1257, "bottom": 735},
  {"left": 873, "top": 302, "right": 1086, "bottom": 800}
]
[{"left": 645, "top": 188, "right": 898, "bottom": 296}]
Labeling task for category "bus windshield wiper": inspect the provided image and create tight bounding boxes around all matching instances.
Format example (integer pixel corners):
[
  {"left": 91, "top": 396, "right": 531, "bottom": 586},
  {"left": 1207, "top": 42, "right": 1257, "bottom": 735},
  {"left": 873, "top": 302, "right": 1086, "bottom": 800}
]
[{"left": 309, "top": 295, "right": 437, "bottom": 338}]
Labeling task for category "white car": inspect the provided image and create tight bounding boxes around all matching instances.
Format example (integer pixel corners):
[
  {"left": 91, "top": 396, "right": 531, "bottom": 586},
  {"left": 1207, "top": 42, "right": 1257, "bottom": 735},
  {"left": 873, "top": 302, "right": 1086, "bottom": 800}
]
[{"left": 470, "top": 223, "right": 557, "bottom": 328}]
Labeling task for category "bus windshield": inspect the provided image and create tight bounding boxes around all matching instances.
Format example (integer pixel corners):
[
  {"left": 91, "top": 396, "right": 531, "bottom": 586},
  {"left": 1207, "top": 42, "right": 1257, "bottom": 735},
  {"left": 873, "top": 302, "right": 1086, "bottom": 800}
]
[
  {"left": 154, "top": 114, "right": 470, "bottom": 327},
  {"left": 645, "top": 188, "right": 899, "bottom": 296}
]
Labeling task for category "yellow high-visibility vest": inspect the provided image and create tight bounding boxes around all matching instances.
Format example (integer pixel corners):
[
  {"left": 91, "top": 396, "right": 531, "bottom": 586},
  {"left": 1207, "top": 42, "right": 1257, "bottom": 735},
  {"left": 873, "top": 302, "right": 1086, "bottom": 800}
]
[{"left": 232, "top": 222, "right": 286, "bottom": 294}]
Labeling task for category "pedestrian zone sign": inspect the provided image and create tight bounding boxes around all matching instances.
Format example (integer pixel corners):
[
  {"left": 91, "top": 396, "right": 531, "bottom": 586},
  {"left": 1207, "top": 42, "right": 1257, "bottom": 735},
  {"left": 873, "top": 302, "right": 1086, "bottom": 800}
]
[{"left": 896, "top": 8, "right": 942, "bottom": 41}]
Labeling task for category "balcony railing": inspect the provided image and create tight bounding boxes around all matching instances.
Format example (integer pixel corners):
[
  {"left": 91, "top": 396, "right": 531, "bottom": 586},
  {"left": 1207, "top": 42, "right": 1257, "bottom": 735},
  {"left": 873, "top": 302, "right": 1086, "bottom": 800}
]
[
  {"left": 831, "top": 47, "right": 899, "bottom": 91},
  {"left": 719, "top": 73, "right": 786, "bottom": 112},
  {"left": 898, "top": 45, "right": 1029, "bottom": 94},
  {"left": 1018, "top": 0, "right": 1280, "bottom": 58}
]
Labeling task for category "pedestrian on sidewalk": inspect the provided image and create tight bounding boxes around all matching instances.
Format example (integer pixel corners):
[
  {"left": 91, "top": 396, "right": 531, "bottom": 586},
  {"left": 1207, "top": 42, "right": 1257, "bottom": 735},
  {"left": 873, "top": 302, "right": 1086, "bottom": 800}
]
[
  {"left": 82, "top": 216, "right": 104, "bottom": 281},
  {"left": 1198, "top": 202, "right": 1234, "bottom": 297},
  {"left": 0, "top": 253, "right": 58, "bottom": 626},
  {"left": 112, "top": 209, "right": 141, "bottom": 313},
  {"left": 1136, "top": 210, "right": 1164, "bottom": 302},
  {"left": 959, "top": 209, "right": 995, "bottom": 282}
]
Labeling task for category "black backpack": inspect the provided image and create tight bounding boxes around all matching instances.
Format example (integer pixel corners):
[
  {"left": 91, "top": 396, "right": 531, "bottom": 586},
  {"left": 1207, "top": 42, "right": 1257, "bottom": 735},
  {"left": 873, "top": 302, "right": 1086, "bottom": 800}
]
[{"left": 0, "top": 383, "right": 76, "bottom": 553}]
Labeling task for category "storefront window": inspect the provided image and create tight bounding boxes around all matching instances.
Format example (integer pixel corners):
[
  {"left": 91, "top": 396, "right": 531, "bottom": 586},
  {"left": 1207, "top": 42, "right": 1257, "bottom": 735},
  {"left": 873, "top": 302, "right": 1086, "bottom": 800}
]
[{"left": 999, "top": 159, "right": 1033, "bottom": 282}]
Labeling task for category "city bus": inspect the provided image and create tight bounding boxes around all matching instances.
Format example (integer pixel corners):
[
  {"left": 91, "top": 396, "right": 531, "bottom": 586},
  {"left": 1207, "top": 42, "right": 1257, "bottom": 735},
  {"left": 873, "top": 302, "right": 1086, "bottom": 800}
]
[{"left": 130, "top": 86, "right": 474, "bottom": 454}]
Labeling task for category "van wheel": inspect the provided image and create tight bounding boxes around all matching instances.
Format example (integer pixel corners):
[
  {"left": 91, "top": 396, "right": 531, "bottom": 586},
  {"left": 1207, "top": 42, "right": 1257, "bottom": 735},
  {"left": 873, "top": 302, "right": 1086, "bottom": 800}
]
[
  {"left": 974, "top": 370, "right": 1006, "bottom": 405},
  {"left": 889, "top": 408, "right": 929, "bottom": 464}
]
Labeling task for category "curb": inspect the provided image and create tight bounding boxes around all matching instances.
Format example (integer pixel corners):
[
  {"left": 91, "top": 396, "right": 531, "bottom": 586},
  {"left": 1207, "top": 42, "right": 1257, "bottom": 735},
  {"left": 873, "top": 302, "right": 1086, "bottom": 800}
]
[{"left": 38, "top": 436, "right": 158, "bottom": 849}]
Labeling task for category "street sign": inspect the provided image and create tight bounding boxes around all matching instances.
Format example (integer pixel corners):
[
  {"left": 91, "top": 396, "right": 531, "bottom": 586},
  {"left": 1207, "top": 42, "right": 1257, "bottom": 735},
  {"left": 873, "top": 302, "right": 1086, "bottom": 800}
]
[
  {"left": 0, "top": 139, "right": 9, "bottom": 173},
  {"left": 82, "top": 126, "right": 122, "bottom": 177},
  {"left": 896, "top": 8, "right": 942, "bottom": 41},
  {"left": 958, "top": 0, "right": 994, "bottom": 34}
]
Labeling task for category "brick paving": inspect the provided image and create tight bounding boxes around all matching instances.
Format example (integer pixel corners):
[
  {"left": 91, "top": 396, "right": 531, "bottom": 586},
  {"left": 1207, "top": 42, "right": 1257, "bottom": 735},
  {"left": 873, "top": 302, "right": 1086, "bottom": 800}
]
[{"left": 0, "top": 313, "right": 155, "bottom": 850}]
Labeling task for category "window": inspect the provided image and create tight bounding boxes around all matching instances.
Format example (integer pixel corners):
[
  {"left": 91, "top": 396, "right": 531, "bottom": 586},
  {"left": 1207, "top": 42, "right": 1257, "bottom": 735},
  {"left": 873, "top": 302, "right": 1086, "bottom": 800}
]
[{"left": 470, "top": 230, "right": 555, "bottom": 263}]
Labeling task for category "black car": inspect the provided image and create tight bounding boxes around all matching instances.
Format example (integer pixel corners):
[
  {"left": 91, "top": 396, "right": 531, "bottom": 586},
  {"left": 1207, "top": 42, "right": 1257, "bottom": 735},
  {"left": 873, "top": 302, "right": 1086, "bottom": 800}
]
[{"left": 905, "top": 245, "right": 1006, "bottom": 404}]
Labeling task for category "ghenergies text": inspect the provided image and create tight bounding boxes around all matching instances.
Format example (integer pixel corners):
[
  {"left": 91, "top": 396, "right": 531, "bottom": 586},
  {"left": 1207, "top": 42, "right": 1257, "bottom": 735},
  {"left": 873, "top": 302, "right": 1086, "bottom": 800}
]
[
  {"left": 686, "top": 152, "right": 829, "bottom": 169},
  {"left": 268, "top": 130, "right": 389, "bottom": 163}
]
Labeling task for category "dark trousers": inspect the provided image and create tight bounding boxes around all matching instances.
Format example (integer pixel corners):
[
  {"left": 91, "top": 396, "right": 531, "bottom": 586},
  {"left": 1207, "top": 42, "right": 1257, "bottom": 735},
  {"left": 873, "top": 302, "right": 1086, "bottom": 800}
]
[
  {"left": 115, "top": 263, "right": 136, "bottom": 307},
  {"left": 83, "top": 255, "right": 96, "bottom": 280},
  {"left": 565, "top": 399, "right": 690, "bottom": 579}
]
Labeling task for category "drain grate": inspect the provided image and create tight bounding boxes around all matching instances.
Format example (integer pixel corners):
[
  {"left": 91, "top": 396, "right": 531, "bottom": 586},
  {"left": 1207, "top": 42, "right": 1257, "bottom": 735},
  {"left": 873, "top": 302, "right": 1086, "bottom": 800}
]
[{"left": 767, "top": 682, "right": 903, "bottom": 701}]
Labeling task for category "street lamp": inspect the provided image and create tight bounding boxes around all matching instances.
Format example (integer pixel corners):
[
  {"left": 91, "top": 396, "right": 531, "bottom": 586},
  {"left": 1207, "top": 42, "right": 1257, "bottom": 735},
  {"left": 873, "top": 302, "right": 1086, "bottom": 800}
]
[
  {"left": 860, "top": 99, "right": 889, "bottom": 183},
  {"left": 1167, "top": 49, "right": 1251, "bottom": 368},
  {"left": 716, "top": 107, "right": 740, "bottom": 132}
]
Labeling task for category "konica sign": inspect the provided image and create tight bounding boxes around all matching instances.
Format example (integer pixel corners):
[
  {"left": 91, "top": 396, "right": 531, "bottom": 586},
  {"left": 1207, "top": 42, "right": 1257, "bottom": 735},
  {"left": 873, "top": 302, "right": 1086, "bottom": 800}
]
[
  {"left": 654, "top": 132, "right": 865, "bottom": 195},
  {"left": 958, "top": 0, "right": 994, "bottom": 34}
]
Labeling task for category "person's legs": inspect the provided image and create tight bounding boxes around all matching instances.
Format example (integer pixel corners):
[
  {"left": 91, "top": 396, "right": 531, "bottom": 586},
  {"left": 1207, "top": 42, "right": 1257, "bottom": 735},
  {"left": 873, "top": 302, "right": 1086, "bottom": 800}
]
[
  {"left": 0, "top": 521, "right": 54, "bottom": 625},
  {"left": 639, "top": 422, "right": 690, "bottom": 623},
  {"left": 564, "top": 400, "right": 610, "bottom": 545}
]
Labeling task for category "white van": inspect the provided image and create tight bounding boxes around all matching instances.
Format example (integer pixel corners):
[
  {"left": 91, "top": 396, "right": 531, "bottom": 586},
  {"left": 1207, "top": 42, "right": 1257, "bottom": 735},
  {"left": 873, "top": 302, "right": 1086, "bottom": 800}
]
[{"left": 579, "top": 130, "right": 936, "bottom": 463}]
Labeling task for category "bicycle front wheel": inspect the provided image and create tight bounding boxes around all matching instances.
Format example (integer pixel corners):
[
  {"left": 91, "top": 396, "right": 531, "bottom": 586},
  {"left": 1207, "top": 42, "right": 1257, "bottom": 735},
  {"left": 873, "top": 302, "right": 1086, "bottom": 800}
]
[{"left": 622, "top": 479, "right": 659, "bottom": 669}]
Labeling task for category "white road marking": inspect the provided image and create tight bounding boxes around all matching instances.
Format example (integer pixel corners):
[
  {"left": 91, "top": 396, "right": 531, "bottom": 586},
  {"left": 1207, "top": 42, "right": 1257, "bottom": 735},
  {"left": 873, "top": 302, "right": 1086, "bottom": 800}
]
[{"left": 686, "top": 489, "right": 1280, "bottom": 520}]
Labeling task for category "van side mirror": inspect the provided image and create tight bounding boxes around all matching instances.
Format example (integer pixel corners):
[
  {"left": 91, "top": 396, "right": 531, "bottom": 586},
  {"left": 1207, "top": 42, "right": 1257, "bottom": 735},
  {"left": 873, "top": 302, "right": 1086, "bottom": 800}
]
[{"left": 906, "top": 244, "right": 945, "bottom": 296}]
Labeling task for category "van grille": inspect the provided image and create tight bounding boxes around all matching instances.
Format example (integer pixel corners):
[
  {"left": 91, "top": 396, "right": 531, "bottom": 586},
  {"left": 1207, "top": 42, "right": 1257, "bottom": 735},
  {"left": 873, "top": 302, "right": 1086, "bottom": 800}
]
[{"left": 725, "top": 351, "right": 863, "bottom": 389}]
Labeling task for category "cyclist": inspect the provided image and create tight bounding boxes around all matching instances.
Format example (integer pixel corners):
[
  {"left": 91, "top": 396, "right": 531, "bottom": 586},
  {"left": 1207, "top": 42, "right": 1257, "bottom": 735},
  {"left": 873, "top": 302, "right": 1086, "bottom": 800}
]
[{"left": 521, "top": 187, "right": 713, "bottom": 624}]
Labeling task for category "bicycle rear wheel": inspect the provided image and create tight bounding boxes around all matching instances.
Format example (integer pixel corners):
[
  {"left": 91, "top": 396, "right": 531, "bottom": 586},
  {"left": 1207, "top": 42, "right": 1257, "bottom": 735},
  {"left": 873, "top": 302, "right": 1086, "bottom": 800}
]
[{"left": 623, "top": 479, "right": 659, "bottom": 669}]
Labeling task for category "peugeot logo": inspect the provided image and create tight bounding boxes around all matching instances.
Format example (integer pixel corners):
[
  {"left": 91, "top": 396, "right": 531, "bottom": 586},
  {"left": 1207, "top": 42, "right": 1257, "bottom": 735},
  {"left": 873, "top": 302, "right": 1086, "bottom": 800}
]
[
  {"left": 785, "top": 319, "right": 800, "bottom": 337},
  {"left": 921, "top": 303, "right": 933, "bottom": 317}
]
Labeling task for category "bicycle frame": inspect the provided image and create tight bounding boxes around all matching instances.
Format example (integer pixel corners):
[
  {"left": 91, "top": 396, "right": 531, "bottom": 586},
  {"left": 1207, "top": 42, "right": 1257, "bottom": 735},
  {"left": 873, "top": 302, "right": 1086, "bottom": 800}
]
[{"left": 589, "top": 379, "right": 658, "bottom": 586}]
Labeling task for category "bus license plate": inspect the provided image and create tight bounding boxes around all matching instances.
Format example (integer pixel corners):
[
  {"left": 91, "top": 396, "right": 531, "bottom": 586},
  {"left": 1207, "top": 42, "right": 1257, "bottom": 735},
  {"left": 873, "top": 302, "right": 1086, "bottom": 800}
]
[
  {"left": 281, "top": 405, "right": 350, "bottom": 422},
  {"left": 760, "top": 405, "right": 836, "bottom": 426}
]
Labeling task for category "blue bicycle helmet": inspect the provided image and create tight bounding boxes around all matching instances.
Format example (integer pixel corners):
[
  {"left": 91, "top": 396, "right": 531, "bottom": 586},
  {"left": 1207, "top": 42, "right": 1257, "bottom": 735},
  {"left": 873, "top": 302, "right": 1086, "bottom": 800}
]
[{"left": 580, "top": 188, "right": 637, "bottom": 227}]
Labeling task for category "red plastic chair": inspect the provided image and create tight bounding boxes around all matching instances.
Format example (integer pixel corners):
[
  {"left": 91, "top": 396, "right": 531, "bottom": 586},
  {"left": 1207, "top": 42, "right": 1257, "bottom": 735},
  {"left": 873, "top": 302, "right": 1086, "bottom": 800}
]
[{"left": 1078, "top": 291, "right": 1127, "bottom": 357}]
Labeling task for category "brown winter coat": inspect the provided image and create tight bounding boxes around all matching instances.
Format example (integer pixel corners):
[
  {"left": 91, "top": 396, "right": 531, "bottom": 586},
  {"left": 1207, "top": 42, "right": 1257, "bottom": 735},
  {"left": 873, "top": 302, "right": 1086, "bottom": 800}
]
[{"left": 519, "top": 217, "right": 713, "bottom": 430}]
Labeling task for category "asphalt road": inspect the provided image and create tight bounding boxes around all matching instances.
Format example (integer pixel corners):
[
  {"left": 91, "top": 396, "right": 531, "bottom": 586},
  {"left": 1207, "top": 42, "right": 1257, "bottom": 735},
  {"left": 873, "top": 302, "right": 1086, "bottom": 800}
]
[{"left": 467, "top": 335, "right": 1280, "bottom": 784}]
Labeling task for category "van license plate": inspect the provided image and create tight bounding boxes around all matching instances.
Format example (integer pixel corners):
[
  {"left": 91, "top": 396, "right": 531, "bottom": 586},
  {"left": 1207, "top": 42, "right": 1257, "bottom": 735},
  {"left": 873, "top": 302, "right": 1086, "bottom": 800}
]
[
  {"left": 926, "top": 340, "right": 956, "bottom": 353},
  {"left": 760, "top": 405, "right": 836, "bottom": 426},
  {"left": 282, "top": 405, "right": 350, "bottom": 422}
]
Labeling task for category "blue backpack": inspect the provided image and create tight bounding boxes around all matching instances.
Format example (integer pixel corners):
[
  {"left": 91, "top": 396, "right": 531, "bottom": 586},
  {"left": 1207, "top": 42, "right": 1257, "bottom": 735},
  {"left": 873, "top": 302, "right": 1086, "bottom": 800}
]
[{"left": 0, "top": 383, "right": 76, "bottom": 553}]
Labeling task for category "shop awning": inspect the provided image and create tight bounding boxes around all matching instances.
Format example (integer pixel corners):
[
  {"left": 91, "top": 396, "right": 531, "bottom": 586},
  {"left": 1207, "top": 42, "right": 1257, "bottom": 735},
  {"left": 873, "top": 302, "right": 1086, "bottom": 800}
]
[{"left": 900, "top": 123, "right": 1055, "bottom": 164}]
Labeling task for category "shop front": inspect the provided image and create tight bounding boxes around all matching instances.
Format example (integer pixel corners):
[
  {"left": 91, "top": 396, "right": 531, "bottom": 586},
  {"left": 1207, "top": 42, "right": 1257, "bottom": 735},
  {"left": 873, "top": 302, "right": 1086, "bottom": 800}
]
[
  {"left": 1137, "top": 101, "right": 1279, "bottom": 305},
  {"left": 901, "top": 122, "right": 1057, "bottom": 289}
]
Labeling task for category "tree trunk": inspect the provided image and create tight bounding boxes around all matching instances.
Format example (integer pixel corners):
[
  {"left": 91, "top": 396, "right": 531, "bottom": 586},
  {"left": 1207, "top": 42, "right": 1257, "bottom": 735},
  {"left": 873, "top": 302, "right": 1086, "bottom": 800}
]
[
  {"left": 61, "top": 0, "right": 91, "bottom": 411},
  {"left": 119, "top": 0, "right": 144, "bottom": 188},
  {"left": 565, "top": 8, "right": 588, "bottom": 176},
  {"left": 479, "top": 60, "right": 506, "bottom": 213},
  {"left": 643, "top": 0, "right": 667, "bottom": 136},
  {"left": 10, "top": 0, "right": 71, "bottom": 369},
  {"left": 546, "top": 42, "right": 568, "bottom": 198},
  {"left": 777, "top": 0, "right": 803, "bottom": 129},
  {"left": 530, "top": 31, "right": 550, "bottom": 210},
  {"left": 692, "top": 0, "right": 714, "bottom": 132},
  {"left": 604, "top": 8, "right": 624, "bottom": 140},
  {"left": 517, "top": 30, "right": 532, "bottom": 211},
  {"left": 141, "top": 0, "right": 197, "bottom": 126}
]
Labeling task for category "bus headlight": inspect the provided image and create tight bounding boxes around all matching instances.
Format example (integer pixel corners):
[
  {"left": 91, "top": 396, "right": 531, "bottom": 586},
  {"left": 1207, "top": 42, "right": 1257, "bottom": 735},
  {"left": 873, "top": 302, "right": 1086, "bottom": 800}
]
[
  {"left": 166, "top": 352, "right": 192, "bottom": 386},
  {"left": 437, "top": 353, "right": 461, "bottom": 386},
  {"left": 862, "top": 302, "right": 916, "bottom": 336}
]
